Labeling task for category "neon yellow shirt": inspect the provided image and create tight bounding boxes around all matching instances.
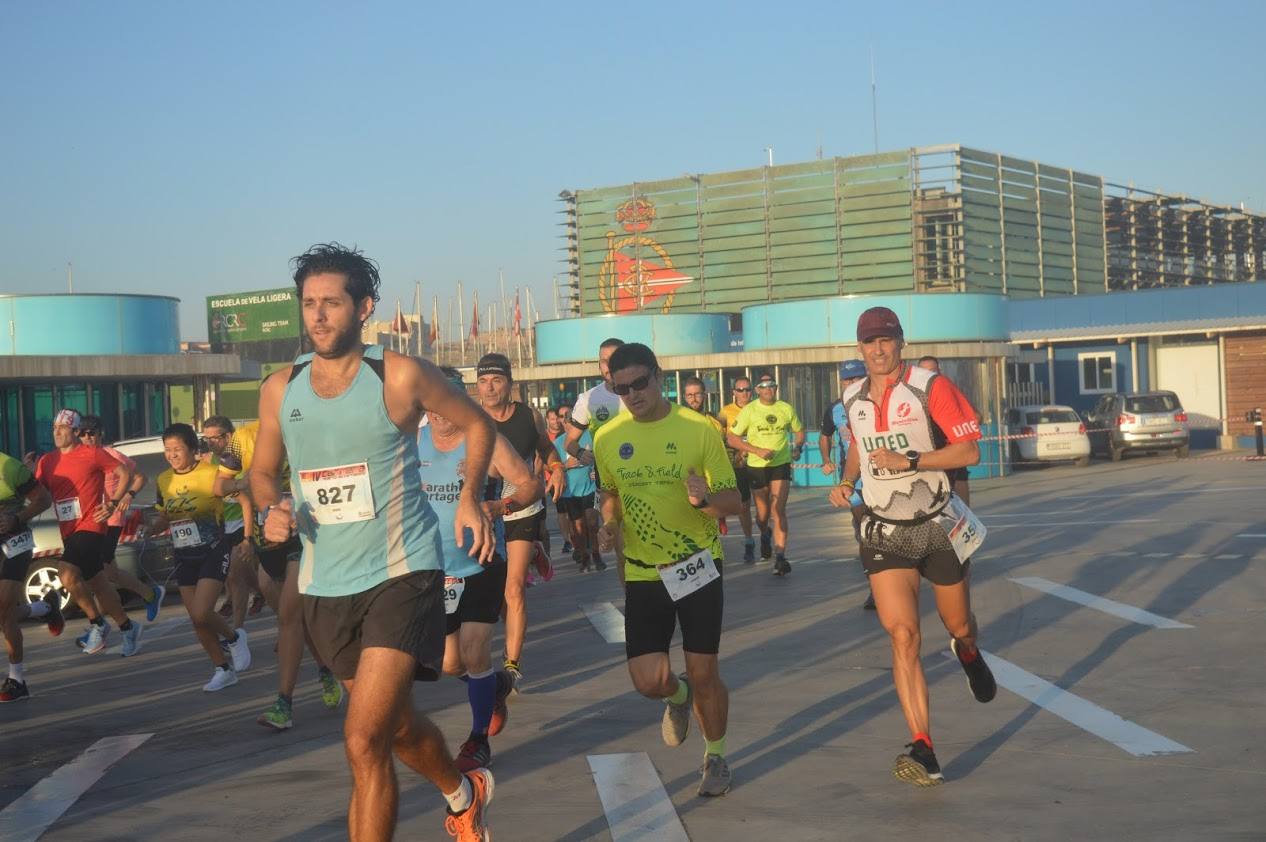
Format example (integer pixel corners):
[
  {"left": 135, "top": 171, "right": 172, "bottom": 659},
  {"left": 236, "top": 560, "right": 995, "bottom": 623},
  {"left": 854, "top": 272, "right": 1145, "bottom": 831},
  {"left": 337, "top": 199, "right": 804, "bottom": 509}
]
[
  {"left": 594, "top": 404, "right": 737, "bottom": 582},
  {"left": 155, "top": 461, "right": 224, "bottom": 548},
  {"left": 730, "top": 399, "right": 803, "bottom": 468}
]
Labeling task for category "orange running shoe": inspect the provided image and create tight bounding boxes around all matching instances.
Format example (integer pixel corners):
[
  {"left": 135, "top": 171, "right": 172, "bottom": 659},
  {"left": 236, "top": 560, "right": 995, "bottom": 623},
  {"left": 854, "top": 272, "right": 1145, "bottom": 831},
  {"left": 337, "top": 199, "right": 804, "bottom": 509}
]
[
  {"left": 718, "top": 518, "right": 729, "bottom": 535},
  {"left": 531, "top": 541, "right": 554, "bottom": 582},
  {"left": 445, "top": 768, "right": 494, "bottom": 841}
]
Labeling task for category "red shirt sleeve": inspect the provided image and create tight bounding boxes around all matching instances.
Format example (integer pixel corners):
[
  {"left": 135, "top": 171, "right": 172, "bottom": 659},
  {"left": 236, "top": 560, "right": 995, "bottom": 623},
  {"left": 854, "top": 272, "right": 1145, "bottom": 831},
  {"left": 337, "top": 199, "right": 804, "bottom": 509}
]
[
  {"left": 93, "top": 446, "right": 124, "bottom": 473},
  {"left": 927, "top": 376, "right": 982, "bottom": 443},
  {"left": 35, "top": 454, "right": 49, "bottom": 484}
]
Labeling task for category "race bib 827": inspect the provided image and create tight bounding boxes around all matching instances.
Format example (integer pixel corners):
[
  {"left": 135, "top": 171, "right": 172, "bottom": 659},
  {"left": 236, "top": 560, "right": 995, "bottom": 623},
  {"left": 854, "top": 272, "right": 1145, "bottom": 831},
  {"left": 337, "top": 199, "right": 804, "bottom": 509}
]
[{"left": 298, "top": 462, "right": 375, "bottom": 525}]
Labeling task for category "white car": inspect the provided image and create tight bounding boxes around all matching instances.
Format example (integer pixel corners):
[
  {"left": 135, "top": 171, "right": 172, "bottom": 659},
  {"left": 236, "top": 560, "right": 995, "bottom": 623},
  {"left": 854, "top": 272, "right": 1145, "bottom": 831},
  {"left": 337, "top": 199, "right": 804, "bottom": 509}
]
[
  {"left": 1005, "top": 405, "right": 1091, "bottom": 467},
  {"left": 25, "top": 436, "right": 173, "bottom": 607}
]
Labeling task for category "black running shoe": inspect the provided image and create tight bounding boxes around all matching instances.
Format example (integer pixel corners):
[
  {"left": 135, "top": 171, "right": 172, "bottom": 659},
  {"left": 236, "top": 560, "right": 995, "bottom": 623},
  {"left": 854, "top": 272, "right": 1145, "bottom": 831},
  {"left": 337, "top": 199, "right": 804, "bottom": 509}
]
[
  {"left": 950, "top": 639, "right": 997, "bottom": 703},
  {"left": 759, "top": 530, "right": 772, "bottom": 560},
  {"left": 772, "top": 555, "right": 791, "bottom": 576},
  {"left": 0, "top": 677, "right": 30, "bottom": 703},
  {"left": 455, "top": 736, "right": 492, "bottom": 773},
  {"left": 893, "top": 739, "right": 943, "bottom": 787}
]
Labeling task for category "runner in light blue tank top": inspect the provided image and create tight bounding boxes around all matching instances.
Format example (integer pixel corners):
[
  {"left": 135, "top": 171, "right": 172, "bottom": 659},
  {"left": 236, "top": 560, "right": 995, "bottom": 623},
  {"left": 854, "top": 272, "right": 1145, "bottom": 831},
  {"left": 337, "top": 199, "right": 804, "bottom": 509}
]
[
  {"left": 281, "top": 344, "right": 443, "bottom": 596},
  {"left": 417, "top": 424, "right": 506, "bottom": 577}
]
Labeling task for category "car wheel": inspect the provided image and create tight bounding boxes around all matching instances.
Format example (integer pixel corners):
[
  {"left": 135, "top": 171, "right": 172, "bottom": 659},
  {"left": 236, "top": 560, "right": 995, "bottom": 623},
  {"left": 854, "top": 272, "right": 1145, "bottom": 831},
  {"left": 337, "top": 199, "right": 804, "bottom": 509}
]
[
  {"left": 1109, "top": 444, "right": 1124, "bottom": 462},
  {"left": 25, "top": 563, "right": 69, "bottom": 608},
  {"left": 1075, "top": 455, "right": 1090, "bottom": 468},
  {"left": 1176, "top": 444, "right": 1190, "bottom": 458}
]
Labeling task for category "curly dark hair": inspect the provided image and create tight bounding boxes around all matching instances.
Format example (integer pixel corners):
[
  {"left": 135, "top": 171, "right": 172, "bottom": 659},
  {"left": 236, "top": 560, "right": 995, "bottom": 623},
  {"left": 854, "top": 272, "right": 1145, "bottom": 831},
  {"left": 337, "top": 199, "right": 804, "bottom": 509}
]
[{"left": 291, "top": 242, "right": 382, "bottom": 307}]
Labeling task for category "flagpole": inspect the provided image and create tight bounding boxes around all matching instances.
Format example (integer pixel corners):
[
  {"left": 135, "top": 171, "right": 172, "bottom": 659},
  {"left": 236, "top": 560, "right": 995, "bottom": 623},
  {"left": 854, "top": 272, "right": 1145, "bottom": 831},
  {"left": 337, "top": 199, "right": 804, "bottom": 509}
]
[
  {"left": 413, "top": 280, "right": 422, "bottom": 357},
  {"left": 447, "top": 296, "right": 454, "bottom": 367},
  {"left": 499, "top": 269, "right": 508, "bottom": 344},
  {"left": 458, "top": 282, "right": 466, "bottom": 359},
  {"left": 552, "top": 276, "right": 560, "bottom": 319}
]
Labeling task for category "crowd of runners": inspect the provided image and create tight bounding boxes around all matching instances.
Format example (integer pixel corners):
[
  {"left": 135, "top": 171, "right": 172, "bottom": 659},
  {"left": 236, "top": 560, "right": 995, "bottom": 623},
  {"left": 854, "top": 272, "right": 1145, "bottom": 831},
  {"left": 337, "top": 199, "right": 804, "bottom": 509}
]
[{"left": 0, "top": 243, "right": 998, "bottom": 840}]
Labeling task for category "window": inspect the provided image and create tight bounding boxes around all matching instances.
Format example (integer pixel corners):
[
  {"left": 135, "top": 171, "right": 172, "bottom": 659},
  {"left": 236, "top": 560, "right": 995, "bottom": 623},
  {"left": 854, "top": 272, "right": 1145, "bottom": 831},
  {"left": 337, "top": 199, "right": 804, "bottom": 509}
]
[
  {"left": 1078, "top": 353, "right": 1115, "bottom": 394},
  {"left": 1125, "top": 394, "right": 1178, "bottom": 414}
]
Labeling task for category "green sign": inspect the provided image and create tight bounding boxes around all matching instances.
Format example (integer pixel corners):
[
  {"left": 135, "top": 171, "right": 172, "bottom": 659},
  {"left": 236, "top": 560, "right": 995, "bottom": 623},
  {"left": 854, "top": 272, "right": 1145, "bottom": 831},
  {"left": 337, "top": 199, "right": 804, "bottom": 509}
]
[{"left": 206, "top": 287, "right": 300, "bottom": 347}]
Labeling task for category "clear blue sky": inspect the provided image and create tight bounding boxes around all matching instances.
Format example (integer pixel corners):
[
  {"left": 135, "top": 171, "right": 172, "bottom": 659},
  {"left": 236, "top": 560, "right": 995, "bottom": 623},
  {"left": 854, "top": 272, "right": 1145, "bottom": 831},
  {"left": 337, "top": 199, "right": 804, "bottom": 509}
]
[{"left": 4, "top": 1, "right": 1263, "bottom": 341}]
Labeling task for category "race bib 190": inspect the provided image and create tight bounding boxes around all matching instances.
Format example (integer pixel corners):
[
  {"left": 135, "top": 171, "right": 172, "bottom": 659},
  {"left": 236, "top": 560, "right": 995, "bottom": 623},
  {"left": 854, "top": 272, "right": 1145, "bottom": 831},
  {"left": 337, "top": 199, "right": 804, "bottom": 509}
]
[
  {"left": 658, "top": 548, "right": 719, "bottom": 602},
  {"left": 170, "top": 519, "right": 202, "bottom": 549},
  {"left": 444, "top": 576, "right": 465, "bottom": 615},
  {"left": 54, "top": 498, "right": 82, "bottom": 522},
  {"left": 2, "top": 530, "right": 34, "bottom": 559},
  {"left": 298, "top": 462, "right": 375, "bottom": 525}
]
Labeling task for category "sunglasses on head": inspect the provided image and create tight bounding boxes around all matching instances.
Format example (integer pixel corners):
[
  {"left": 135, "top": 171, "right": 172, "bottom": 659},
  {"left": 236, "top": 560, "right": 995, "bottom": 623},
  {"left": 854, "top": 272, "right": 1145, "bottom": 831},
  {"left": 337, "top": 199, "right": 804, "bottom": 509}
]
[
  {"left": 756, "top": 381, "right": 777, "bottom": 389},
  {"left": 611, "top": 374, "right": 654, "bottom": 396}
]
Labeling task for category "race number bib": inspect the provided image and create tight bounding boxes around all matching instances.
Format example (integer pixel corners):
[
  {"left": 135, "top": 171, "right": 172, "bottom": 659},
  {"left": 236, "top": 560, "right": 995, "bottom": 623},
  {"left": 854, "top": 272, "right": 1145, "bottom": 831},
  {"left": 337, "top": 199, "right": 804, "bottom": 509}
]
[
  {"left": 55, "top": 497, "right": 82, "bottom": 522},
  {"left": 2, "top": 530, "right": 34, "bottom": 559},
  {"left": 170, "top": 519, "right": 203, "bottom": 549},
  {"left": 934, "top": 495, "right": 987, "bottom": 564},
  {"left": 298, "top": 463, "right": 375, "bottom": 525},
  {"left": 658, "top": 548, "right": 719, "bottom": 602},
  {"left": 443, "top": 576, "right": 465, "bottom": 615}
]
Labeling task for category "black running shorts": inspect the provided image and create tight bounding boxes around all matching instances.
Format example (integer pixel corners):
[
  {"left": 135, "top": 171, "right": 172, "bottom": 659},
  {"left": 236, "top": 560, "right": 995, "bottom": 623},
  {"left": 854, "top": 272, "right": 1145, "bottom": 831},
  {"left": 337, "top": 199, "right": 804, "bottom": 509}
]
[
  {"left": 303, "top": 569, "right": 446, "bottom": 682},
  {"left": 258, "top": 537, "right": 301, "bottom": 584},
  {"left": 1, "top": 546, "right": 32, "bottom": 582},
  {"left": 101, "top": 525, "right": 123, "bottom": 565},
  {"left": 61, "top": 531, "right": 107, "bottom": 580},
  {"left": 558, "top": 494, "right": 595, "bottom": 519},
  {"left": 746, "top": 462, "right": 791, "bottom": 490},
  {"left": 624, "top": 568, "right": 724, "bottom": 659},
  {"left": 445, "top": 562, "right": 508, "bottom": 635},
  {"left": 504, "top": 510, "right": 546, "bottom": 544},
  {"left": 173, "top": 541, "right": 231, "bottom": 587},
  {"left": 733, "top": 463, "right": 751, "bottom": 502}
]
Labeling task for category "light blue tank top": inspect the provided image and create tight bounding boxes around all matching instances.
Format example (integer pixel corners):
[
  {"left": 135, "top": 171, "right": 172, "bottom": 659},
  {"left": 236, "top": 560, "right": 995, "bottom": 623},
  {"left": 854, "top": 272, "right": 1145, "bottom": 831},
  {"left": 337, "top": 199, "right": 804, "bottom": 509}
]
[
  {"left": 281, "top": 345, "right": 442, "bottom": 596},
  {"left": 416, "top": 424, "right": 506, "bottom": 579}
]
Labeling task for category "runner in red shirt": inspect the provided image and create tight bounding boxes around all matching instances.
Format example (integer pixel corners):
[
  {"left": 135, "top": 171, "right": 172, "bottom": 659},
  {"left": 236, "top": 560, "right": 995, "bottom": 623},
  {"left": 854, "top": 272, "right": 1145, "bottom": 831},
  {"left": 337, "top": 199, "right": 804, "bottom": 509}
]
[
  {"left": 828, "top": 308, "right": 996, "bottom": 788},
  {"left": 34, "top": 409, "right": 144, "bottom": 656}
]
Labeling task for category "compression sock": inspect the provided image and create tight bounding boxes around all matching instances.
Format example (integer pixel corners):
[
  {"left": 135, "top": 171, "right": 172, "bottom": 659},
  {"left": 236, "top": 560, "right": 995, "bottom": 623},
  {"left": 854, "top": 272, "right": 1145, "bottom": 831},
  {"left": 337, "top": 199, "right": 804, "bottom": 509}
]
[
  {"left": 444, "top": 777, "right": 474, "bottom": 813},
  {"left": 666, "top": 677, "right": 689, "bottom": 705},
  {"left": 9, "top": 662, "right": 24, "bottom": 682},
  {"left": 704, "top": 735, "right": 726, "bottom": 758},
  {"left": 467, "top": 669, "right": 496, "bottom": 736}
]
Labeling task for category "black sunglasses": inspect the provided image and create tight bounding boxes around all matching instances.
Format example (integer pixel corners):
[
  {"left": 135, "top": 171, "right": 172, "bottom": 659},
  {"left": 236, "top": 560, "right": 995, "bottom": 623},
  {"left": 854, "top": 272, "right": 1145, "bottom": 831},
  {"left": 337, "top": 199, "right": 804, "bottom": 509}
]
[
  {"left": 611, "top": 374, "right": 653, "bottom": 396},
  {"left": 733, "top": 386, "right": 751, "bottom": 392}
]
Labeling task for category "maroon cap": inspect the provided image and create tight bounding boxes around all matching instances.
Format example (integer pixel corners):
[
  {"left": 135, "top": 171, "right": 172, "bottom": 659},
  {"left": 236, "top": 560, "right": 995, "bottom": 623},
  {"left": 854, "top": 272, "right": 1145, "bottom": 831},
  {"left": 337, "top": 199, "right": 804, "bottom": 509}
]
[{"left": 856, "top": 306, "right": 904, "bottom": 343}]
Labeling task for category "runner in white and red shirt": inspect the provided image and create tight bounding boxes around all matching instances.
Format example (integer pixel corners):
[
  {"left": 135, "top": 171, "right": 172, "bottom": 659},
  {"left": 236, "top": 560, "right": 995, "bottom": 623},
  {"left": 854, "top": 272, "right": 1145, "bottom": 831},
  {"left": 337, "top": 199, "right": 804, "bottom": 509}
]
[{"left": 828, "top": 306, "right": 996, "bottom": 788}]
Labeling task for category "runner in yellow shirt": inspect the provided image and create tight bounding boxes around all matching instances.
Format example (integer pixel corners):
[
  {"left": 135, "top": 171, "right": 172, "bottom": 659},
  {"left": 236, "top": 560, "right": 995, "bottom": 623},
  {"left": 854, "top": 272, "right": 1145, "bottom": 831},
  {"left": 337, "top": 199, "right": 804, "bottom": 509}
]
[
  {"left": 727, "top": 372, "right": 805, "bottom": 576},
  {"left": 594, "top": 343, "right": 740, "bottom": 798},
  {"left": 717, "top": 377, "right": 756, "bottom": 562}
]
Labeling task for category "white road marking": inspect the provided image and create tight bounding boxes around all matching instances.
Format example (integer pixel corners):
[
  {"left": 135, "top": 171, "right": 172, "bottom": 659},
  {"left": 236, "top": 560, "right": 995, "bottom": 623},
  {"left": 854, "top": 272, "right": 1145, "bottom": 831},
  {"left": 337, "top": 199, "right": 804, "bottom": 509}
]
[
  {"left": 1010, "top": 577, "right": 1193, "bottom": 629},
  {"left": 990, "top": 519, "right": 1159, "bottom": 528},
  {"left": 587, "top": 753, "right": 690, "bottom": 842},
  {"left": 1106, "top": 551, "right": 1137, "bottom": 557},
  {"left": 1142, "top": 553, "right": 1172, "bottom": 559},
  {"left": 0, "top": 734, "right": 153, "bottom": 842},
  {"left": 1061, "top": 486, "right": 1265, "bottom": 500},
  {"left": 1214, "top": 554, "right": 1243, "bottom": 560},
  {"left": 1177, "top": 553, "right": 1204, "bottom": 559},
  {"left": 947, "top": 651, "right": 1192, "bottom": 756},
  {"left": 1235, "top": 533, "right": 1266, "bottom": 538},
  {"left": 140, "top": 617, "right": 189, "bottom": 643},
  {"left": 581, "top": 602, "right": 626, "bottom": 644}
]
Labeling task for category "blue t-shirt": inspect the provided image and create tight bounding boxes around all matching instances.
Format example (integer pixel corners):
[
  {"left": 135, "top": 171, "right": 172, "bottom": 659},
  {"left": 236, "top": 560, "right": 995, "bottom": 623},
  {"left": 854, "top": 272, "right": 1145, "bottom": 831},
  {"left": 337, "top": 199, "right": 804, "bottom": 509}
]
[
  {"left": 821, "top": 399, "right": 863, "bottom": 507},
  {"left": 553, "top": 431, "right": 597, "bottom": 498}
]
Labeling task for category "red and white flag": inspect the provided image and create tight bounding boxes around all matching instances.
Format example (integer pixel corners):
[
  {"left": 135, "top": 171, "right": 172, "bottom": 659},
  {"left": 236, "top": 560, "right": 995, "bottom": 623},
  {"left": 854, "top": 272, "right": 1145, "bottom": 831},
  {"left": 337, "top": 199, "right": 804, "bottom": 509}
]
[
  {"left": 470, "top": 291, "right": 480, "bottom": 339},
  {"left": 512, "top": 289, "right": 522, "bottom": 338},
  {"left": 429, "top": 296, "right": 439, "bottom": 345},
  {"left": 391, "top": 300, "right": 410, "bottom": 334}
]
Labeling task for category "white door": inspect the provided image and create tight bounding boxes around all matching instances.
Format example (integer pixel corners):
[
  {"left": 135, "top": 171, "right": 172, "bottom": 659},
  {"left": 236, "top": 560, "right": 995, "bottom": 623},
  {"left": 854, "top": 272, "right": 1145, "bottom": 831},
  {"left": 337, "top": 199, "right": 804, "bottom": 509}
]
[{"left": 1155, "top": 344, "right": 1220, "bottom": 429}]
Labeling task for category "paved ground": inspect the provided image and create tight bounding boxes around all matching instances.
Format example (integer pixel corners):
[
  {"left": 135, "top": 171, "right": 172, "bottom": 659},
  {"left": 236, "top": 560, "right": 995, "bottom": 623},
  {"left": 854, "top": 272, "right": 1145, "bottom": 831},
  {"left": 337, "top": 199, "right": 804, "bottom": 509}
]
[{"left": 3, "top": 451, "right": 1264, "bottom": 840}]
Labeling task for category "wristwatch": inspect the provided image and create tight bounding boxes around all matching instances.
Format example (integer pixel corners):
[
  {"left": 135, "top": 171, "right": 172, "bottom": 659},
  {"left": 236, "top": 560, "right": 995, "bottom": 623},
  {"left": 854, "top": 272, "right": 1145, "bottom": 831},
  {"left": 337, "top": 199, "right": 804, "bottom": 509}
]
[
  {"left": 691, "top": 497, "right": 709, "bottom": 509},
  {"left": 904, "top": 450, "right": 920, "bottom": 471}
]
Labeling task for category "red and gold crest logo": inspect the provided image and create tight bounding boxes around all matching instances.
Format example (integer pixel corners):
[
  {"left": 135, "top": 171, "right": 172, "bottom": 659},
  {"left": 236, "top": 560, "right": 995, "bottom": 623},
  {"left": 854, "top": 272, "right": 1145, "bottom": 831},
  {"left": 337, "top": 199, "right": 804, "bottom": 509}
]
[{"left": 599, "top": 197, "right": 693, "bottom": 314}]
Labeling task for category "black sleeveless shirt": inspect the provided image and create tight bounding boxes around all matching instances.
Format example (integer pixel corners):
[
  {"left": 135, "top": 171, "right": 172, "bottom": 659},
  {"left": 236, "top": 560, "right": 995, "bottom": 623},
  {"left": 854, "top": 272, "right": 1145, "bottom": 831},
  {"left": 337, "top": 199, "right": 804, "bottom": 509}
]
[{"left": 495, "top": 402, "right": 539, "bottom": 464}]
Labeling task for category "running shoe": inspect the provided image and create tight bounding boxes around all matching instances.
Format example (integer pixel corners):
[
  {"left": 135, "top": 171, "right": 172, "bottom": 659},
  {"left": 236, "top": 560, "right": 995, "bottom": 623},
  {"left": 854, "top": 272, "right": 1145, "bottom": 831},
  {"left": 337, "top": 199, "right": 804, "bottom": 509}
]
[
  {"left": 502, "top": 659, "right": 522, "bottom": 695},
  {"left": 0, "top": 677, "right": 30, "bottom": 703},
  {"left": 759, "top": 529, "right": 772, "bottom": 560},
  {"left": 43, "top": 590, "right": 65, "bottom": 637},
  {"left": 120, "top": 621, "right": 144, "bottom": 657},
  {"left": 249, "top": 593, "right": 266, "bottom": 616},
  {"left": 950, "top": 639, "right": 997, "bottom": 703},
  {"left": 455, "top": 736, "right": 492, "bottom": 773},
  {"left": 144, "top": 585, "right": 166, "bottom": 623},
  {"left": 742, "top": 541, "right": 755, "bottom": 564},
  {"left": 772, "top": 555, "right": 791, "bottom": 577},
  {"left": 319, "top": 668, "right": 344, "bottom": 709},
  {"left": 203, "top": 666, "right": 238, "bottom": 692},
  {"left": 531, "top": 541, "right": 554, "bottom": 582},
  {"left": 863, "top": 592, "right": 877, "bottom": 611},
  {"left": 444, "top": 768, "right": 494, "bottom": 842},
  {"left": 561, "top": 540, "right": 573, "bottom": 555},
  {"left": 893, "top": 739, "right": 943, "bottom": 787},
  {"left": 661, "top": 675, "right": 692, "bottom": 747},
  {"left": 717, "top": 518, "right": 728, "bottom": 536},
  {"left": 697, "top": 754, "right": 732, "bottom": 797},
  {"left": 258, "top": 697, "right": 294, "bottom": 730},
  {"left": 592, "top": 553, "right": 607, "bottom": 572},
  {"left": 82, "top": 622, "right": 109, "bottom": 655},
  {"left": 228, "top": 627, "right": 251, "bottom": 672},
  {"left": 488, "top": 671, "right": 511, "bottom": 737},
  {"left": 76, "top": 619, "right": 108, "bottom": 649}
]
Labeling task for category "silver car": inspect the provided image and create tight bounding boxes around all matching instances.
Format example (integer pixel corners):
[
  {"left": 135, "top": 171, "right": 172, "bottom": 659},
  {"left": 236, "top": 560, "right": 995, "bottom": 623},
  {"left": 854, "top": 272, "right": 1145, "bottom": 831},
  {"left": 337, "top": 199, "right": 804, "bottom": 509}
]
[{"left": 1085, "top": 391, "right": 1190, "bottom": 462}]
